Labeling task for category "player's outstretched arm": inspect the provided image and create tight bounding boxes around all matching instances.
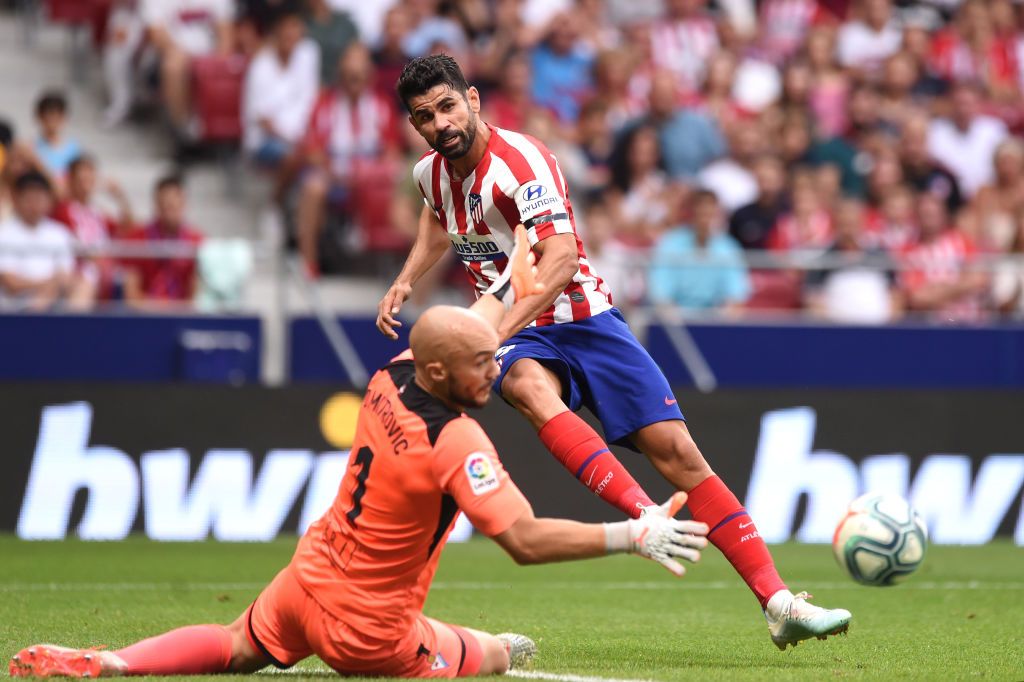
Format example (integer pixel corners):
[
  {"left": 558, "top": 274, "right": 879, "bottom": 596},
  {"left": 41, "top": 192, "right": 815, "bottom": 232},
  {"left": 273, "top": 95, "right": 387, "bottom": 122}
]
[
  {"left": 470, "top": 224, "right": 544, "bottom": 330},
  {"left": 494, "top": 232, "right": 579, "bottom": 342},
  {"left": 377, "top": 205, "right": 451, "bottom": 339},
  {"left": 492, "top": 492, "right": 709, "bottom": 577}
]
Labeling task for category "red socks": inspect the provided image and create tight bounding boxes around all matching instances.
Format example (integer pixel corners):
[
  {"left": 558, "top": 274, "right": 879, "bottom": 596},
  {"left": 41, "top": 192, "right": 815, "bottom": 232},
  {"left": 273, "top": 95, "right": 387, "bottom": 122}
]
[
  {"left": 687, "top": 475, "right": 787, "bottom": 607},
  {"left": 115, "top": 625, "right": 233, "bottom": 675},
  {"left": 538, "top": 411, "right": 654, "bottom": 518}
]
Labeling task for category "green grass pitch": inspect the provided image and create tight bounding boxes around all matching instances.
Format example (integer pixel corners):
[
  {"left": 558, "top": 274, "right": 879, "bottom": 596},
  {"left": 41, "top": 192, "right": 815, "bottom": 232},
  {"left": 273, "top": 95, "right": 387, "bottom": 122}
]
[{"left": 2, "top": 536, "right": 1022, "bottom": 681}]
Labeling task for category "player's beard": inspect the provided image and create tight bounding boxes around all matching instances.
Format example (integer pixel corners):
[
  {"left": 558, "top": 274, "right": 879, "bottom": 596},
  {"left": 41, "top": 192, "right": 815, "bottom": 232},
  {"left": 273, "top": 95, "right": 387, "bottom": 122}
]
[
  {"left": 449, "top": 378, "right": 490, "bottom": 410},
  {"left": 434, "top": 117, "right": 478, "bottom": 160}
]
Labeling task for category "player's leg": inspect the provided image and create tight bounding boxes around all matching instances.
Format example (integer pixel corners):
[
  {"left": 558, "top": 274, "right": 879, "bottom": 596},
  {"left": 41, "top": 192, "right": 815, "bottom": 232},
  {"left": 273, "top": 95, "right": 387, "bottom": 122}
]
[
  {"left": 9, "top": 617, "right": 264, "bottom": 678},
  {"left": 401, "top": 616, "right": 534, "bottom": 677},
  {"left": 498, "top": 353, "right": 654, "bottom": 517},
  {"left": 630, "top": 407, "right": 853, "bottom": 646},
  {"left": 630, "top": 419, "right": 789, "bottom": 606}
]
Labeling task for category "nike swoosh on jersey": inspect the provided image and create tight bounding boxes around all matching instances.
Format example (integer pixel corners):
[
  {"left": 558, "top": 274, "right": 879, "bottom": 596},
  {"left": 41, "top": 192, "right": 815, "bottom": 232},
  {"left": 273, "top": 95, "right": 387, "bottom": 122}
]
[
  {"left": 739, "top": 521, "right": 754, "bottom": 529},
  {"left": 664, "top": 396, "right": 678, "bottom": 406}
]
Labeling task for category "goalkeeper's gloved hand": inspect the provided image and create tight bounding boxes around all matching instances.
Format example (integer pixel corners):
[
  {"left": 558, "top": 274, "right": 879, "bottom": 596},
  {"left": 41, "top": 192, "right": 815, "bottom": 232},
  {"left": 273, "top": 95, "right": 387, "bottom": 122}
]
[
  {"left": 604, "top": 492, "right": 709, "bottom": 577},
  {"left": 484, "top": 224, "right": 543, "bottom": 310}
]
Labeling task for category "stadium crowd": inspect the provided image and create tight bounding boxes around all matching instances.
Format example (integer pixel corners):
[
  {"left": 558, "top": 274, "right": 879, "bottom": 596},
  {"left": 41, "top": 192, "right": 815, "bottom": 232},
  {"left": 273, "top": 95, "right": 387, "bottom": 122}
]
[{"left": 2, "top": 0, "right": 1024, "bottom": 323}]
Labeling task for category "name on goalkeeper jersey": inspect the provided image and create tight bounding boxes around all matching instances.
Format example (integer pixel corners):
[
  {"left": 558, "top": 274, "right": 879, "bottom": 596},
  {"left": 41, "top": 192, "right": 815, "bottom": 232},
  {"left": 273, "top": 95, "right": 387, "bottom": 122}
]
[{"left": 363, "top": 389, "right": 409, "bottom": 454}]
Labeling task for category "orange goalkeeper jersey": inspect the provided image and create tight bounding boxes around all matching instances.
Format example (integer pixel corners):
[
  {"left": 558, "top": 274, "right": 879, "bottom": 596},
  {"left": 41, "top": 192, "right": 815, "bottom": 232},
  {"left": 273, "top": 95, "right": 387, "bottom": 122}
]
[{"left": 291, "top": 350, "right": 531, "bottom": 643}]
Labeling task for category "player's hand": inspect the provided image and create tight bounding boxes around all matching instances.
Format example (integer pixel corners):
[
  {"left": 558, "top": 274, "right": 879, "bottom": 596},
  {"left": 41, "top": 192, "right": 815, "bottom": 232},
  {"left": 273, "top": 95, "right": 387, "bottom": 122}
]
[
  {"left": 484, "top": 224, "right": 544, "bottom": 309},
  {"left": 508, "top": 224, "right": 544, "bottom": 301},
  {"left": 376, "top": 280, "right": 412, "bottom": 339},
  {"left": 627, "top": 492, "right": 709, "bottom": 577}
]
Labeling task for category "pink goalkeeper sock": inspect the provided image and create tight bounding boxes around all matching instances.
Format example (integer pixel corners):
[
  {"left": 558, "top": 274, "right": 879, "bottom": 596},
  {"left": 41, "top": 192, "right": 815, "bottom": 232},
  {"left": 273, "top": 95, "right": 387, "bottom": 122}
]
[{"left": 115, "top": 624, "right": 233, "bottom": 675}]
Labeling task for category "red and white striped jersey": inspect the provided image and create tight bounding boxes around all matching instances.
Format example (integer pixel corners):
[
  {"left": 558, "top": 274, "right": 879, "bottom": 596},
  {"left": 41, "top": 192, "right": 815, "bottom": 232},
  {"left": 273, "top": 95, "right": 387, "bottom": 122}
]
[{"left": 412, "top": 124, "right": 612, "bottom": 326}]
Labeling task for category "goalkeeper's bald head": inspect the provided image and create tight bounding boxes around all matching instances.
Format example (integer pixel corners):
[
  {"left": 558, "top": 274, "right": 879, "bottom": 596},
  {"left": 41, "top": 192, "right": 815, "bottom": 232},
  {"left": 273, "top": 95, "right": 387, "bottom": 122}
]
[{"left": 410, "top": 305, "right": 500, "bottom": 410}]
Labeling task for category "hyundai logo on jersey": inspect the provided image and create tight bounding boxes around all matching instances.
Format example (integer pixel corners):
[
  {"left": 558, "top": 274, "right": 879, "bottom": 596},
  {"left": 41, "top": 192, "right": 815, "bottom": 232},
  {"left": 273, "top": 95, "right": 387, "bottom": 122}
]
[
  {"left": 523, "top": 184, "right": 547, "bottom": 201},
  {"left": 468, "top": 193, "right": 484, "bottom": 224}
]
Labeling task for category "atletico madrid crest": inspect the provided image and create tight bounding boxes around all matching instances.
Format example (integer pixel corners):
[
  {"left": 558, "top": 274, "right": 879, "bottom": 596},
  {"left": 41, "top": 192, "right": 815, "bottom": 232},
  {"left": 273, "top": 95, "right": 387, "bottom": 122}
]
[{"left": 468, "top": 193, "right": 484, "bottom": 224}]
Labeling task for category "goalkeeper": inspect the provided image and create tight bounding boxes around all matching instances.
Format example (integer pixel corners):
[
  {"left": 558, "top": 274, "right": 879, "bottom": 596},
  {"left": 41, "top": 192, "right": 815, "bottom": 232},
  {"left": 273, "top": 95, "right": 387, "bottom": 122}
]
[{"left": 10, "top": 227, "right": 709, "bottom": 680}]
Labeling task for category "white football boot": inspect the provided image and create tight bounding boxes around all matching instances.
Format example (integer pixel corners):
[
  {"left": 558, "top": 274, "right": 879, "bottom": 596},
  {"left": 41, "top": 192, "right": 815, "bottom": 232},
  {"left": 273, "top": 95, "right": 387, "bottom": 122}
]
[
  {"left": 764, "top": 590, "right": 852, "bottom": 651},
  {"left": 496, "top": 633, "right": 537, "bottom": 670}
]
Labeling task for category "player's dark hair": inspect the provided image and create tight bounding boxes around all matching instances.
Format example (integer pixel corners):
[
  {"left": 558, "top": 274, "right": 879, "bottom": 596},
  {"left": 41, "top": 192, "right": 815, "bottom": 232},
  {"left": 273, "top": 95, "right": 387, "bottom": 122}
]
[
  {"left": 68, "top": 154, "right": 96, "bottom": 176},
  {"left": 155, "top": 173, "right": 184, "bottom": 194},
  {"left": 13, "top": 170, "right": 52, "bottom": 194},
  {"left": 396, "top": 55, "right": 469, "bottom": 113},
  {"left": 35, "top": 90, "right": 68, "bottom": 118}
]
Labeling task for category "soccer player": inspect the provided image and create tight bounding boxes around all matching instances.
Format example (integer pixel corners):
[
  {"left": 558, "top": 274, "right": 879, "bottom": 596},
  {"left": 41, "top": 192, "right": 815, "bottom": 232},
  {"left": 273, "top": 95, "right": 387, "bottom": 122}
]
[
  {"left": 10, "top": 229, "right": 709, "bottom": 679},
  {"left": 376, "top": 55, "right": 851, "bottom": 650}
]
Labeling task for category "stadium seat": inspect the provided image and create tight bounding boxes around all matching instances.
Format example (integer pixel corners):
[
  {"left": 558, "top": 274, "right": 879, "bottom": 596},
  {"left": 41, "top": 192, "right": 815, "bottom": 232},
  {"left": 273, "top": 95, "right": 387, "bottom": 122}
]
[
  {"left": 45, "top": 0, "right": 94, "bottom": 24},
  {"left": 744, "top": 270, "right": 803, "bottom": 310},
  {"left": 351, "top": 158, "right": 410, "bottom": 253},
  {"left": 191, "top": 54, "right": 247, "bottom": 144}
]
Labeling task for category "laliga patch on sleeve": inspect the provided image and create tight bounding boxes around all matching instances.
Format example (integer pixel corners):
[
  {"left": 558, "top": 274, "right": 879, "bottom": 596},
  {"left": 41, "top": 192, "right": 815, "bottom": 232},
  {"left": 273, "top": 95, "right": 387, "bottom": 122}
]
[
  {"left": 514, "top": 181, "right": 563, "bottom": 221},
  {"left": 464, "top": 452, "right": 500, "bottom": 496}
]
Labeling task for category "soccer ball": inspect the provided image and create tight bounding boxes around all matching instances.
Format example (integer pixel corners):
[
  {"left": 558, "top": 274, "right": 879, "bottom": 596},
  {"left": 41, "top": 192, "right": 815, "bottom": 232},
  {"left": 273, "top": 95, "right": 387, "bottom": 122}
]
[{"left": 832, "top": 493, "right": 928, "bottom": 586}]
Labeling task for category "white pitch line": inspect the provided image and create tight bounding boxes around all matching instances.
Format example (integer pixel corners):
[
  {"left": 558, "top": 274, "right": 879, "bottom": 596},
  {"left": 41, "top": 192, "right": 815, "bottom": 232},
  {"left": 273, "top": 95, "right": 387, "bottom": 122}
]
[
  {"left": 508, "top": 670, "right": 654, "bottom": 682},
  {"left": 1, "top": 580, "right": 1022, "bottom": 593}
]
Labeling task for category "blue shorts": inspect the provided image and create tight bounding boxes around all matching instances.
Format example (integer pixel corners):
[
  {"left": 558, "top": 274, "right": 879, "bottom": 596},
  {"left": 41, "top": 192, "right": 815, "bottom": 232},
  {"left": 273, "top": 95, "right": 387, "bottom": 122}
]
[{"left": 494, "top": 308, "right": 684, "bottom": 449}]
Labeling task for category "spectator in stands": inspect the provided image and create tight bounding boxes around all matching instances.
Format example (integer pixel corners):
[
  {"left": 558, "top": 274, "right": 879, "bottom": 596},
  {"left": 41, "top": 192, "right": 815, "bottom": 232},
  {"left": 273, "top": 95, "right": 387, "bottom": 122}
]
[
  {"left": 242, "top": 8, "right": 320, "bottom": 169},
  {"left": 0, "top": 172, "right": 93, "bottom": 311},
  {"left": 836, "top": 0, "right": 903, "bottom": 78},
  {"left": 930, "top": 0, "right": 1019, "bottom": 103},
  {"left": 972, "top": 138, "right": 1024, "bottom": 253},
  {"left": 0, "top": 119, "right": 14, "bottom": 222},
  {"left": 868, "top": 183, "right": 917, "bottom": 252},
  {"left": 648, "top": 190, "right": 751, "bottom": 312},
  {"left": 730, "top": 154, "right": 789, "bottom": 250},
  {"left": 900, "top": 112, "right": 963, "bottom": 214},
  {"left": 900, "top": 192, "right": 987, "bottom": 321},
  {"left": 804, "top": 26, "right": 850, "bottom": 139},
  {"left": 123, "top": 174, "right": 203, "bottom": 305},
  {"left": 927, "top": 80, "right": 1008, "bottom": 198},
  {"left": 769, "top": 169, "right": 834, "bottom": 251},
  {"left": 482, "top": 52, "right": 532, "bottom": 132},
  {"left": 328, "top": 0, "right": 397, "bottom": 49},
  {"left": 529, "top": 16, "right": 593, "bottom": 125},
  {"left": 650, "top": 0, "right": 719, "bottom": 95},
  {"left": 574, "top": 99, "right": 615, "bottom": 203},
  {"left": 589, "top": 48, "right": 645, "bottom": 133},
  {"left": 641, "top": 69, "right": 725, "bottom": 181},
  {"left": 758, "top": 0, "right": 825, "bottom": 65},
  {"left": 599, "top": 123, "right": 680, "bottom": 305},
  {"left": 52, "top": 155, "right": 133, "bottom": 300},
  {"left": 372, "top": 5, "right": 413, "bottom": 94},
  {"left": 697, "top": 121, "right": 762, "bottom": 214},
  {"left": 804, "top": 198, "right": 901, "bottom": 323},
  {"left": 101, "top": 0, "right": 146, "bottom": 128},
  {"left": 304, "top": 0, "right": 358, "bottom": 85},
  {"left": 991, "top": 219, "right": 1024, "bottom": 317},
  {"left": 876, "top": 52, "right": 926, "bottom": 130},
  {"left": 294, "top": 42, "right": 399, "bottom": 275},
  {"left": 141, "top": 0, "right": 235, "bottom": 139},
  {"left": 33, "top": 91, "right": 82, "bottom": 180}
]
